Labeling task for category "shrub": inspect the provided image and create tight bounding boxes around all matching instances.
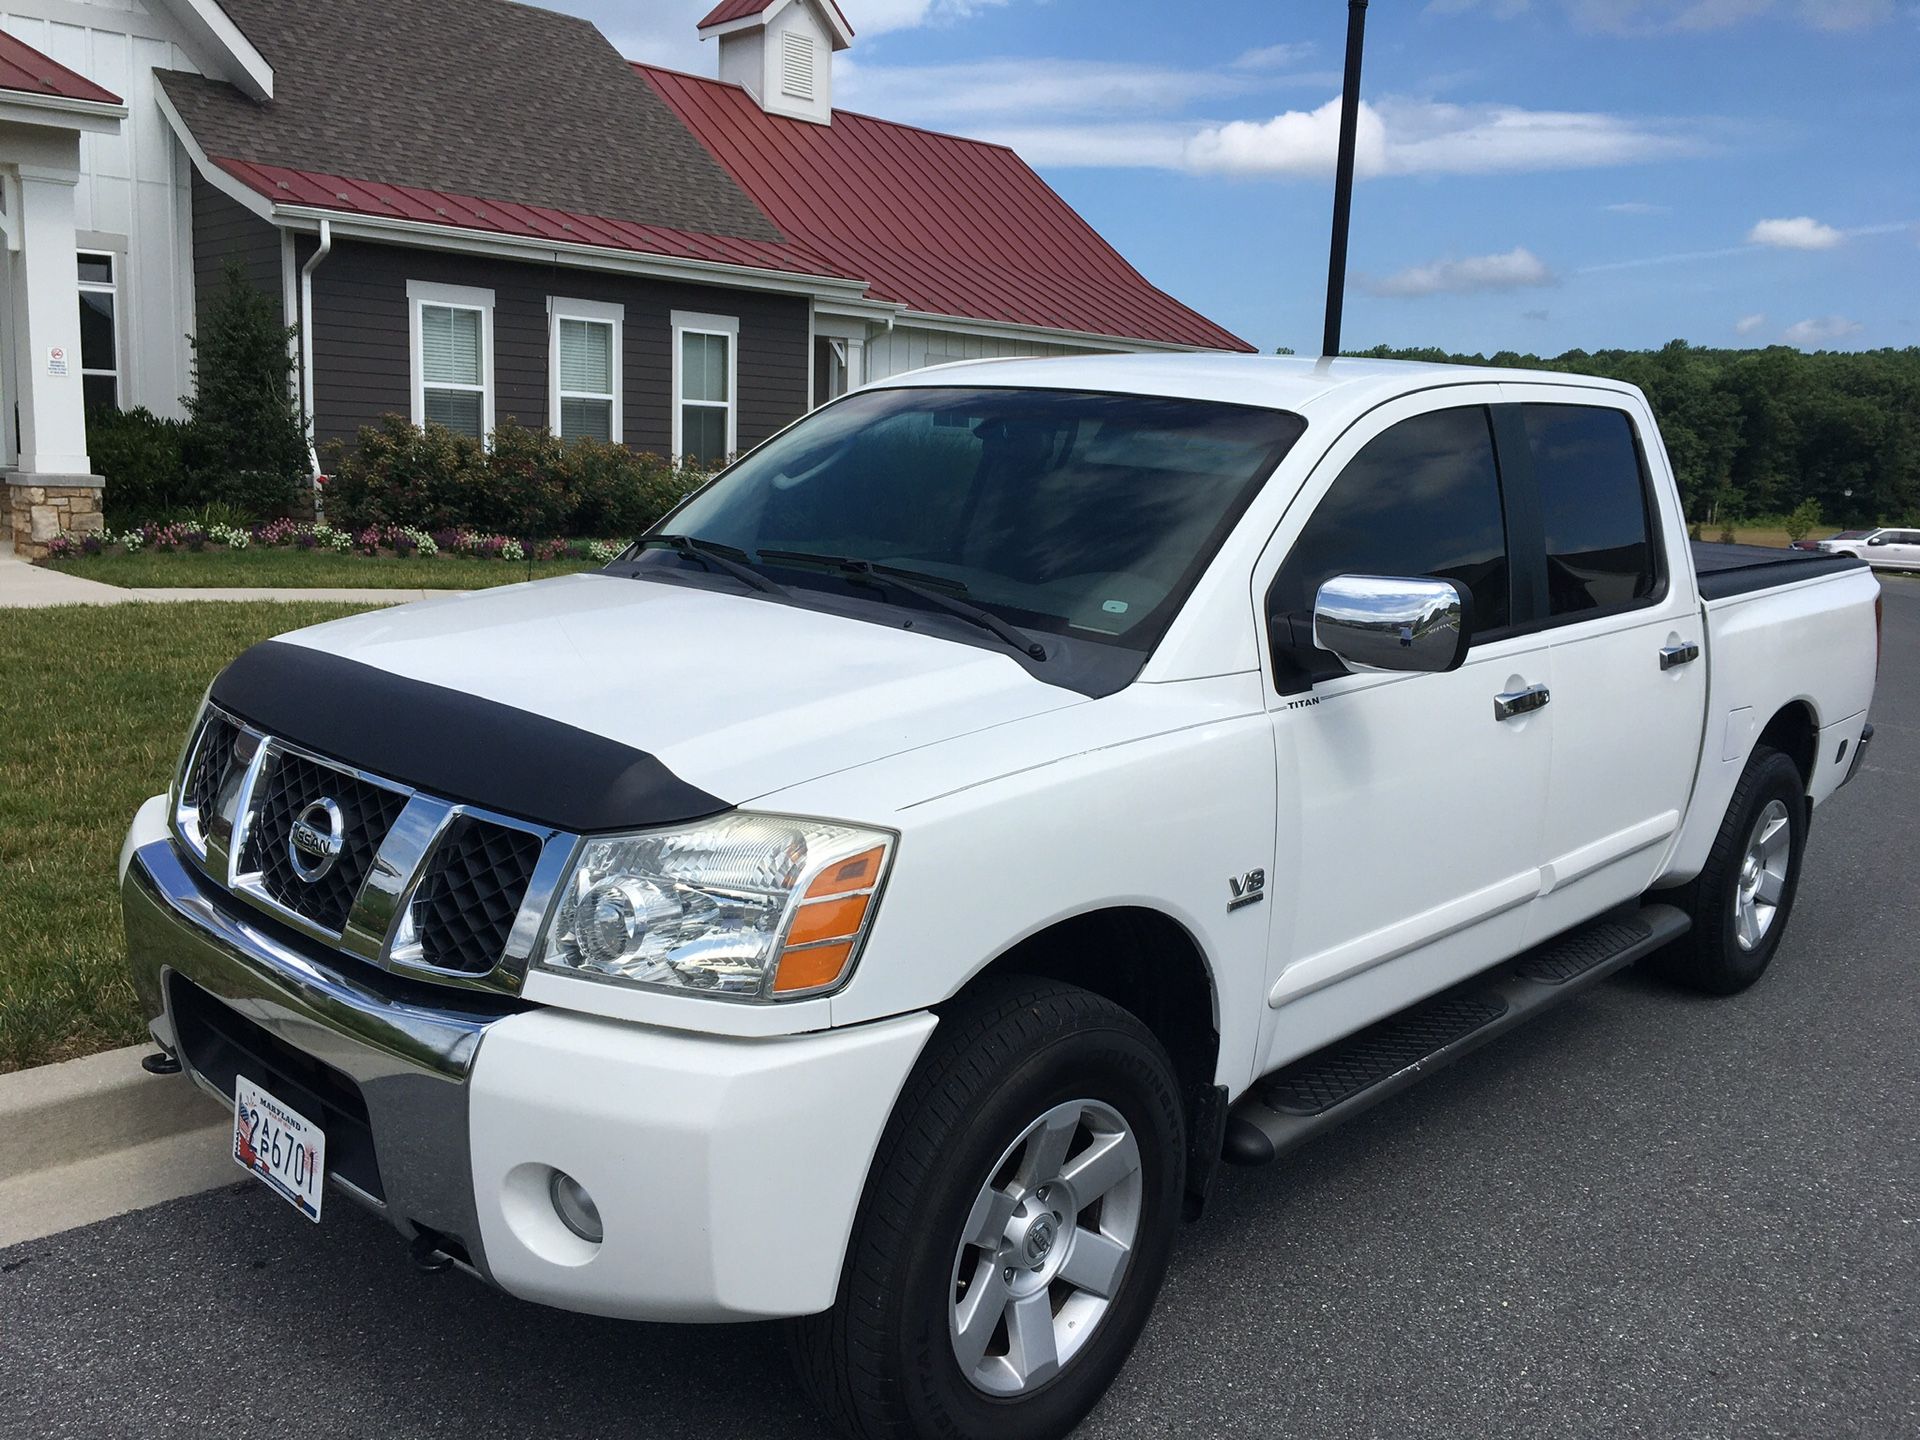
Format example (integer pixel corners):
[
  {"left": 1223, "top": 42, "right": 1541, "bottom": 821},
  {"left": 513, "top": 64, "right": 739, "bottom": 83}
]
[
  {"left": 183, "top": 260, "right": 309, "bottom": 520},
  {"left": 90, "top": 407, "right": 192, "bottom": 525},
  {"left": 1784, "top": 497, "right": 1823, "bottom": 544},
  {"left": 323, "top": 416, "right": 706, "bottom": 537},
  {"left": 322, "top": 415, "right": 485, "bottom": 532}
]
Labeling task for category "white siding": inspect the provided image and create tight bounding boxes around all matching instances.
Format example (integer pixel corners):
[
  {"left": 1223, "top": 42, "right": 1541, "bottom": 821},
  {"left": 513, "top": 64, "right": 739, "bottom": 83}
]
[
  {"left": 863, "top": 323, "right": 1088, "bottom": 383},
  {"left": 3, "top": 1, "right": 203, "bottom": 417}
]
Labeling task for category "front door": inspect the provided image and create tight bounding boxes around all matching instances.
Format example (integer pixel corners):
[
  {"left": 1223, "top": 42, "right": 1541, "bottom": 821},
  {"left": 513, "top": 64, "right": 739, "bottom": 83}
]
[{"left": 1254, "top": 390, "right": 1555, "bottom": 1071}]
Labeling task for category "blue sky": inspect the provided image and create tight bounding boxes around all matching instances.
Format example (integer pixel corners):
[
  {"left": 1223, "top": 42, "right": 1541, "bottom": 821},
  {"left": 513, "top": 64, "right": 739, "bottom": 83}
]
[{"left": 563, "top": 0, "right": 1918, "bottom": 357}]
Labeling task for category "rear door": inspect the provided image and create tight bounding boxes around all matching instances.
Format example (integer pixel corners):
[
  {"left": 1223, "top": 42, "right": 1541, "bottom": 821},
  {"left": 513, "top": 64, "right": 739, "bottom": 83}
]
[
  {"left": 1495, "top": 385, "right": 1707, "bottom": 941},
  {"left": 1881, "top": 530, "right": 1920, "bottom": 569}
]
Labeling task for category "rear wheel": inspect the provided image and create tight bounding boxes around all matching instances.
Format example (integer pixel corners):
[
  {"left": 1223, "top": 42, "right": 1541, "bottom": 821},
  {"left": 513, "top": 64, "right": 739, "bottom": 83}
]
[
  {"left": 1651, "top": 744, "right": 1808, "bottom": 994},
  {"left": 789, "top": 977, "right": 1185, "bottom": 1440}
]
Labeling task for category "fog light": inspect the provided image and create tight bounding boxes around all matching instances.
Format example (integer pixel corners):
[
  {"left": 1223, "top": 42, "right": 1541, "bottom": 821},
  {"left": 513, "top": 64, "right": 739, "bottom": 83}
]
[{"left": 548, "top": 1169, "right": 603, "bottom": 1244}]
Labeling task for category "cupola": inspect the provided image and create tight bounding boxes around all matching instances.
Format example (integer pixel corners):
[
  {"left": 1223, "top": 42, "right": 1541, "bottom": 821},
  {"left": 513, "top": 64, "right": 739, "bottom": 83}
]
[{"left": 697, "top": 0, "right": 854, "bottom": 126}]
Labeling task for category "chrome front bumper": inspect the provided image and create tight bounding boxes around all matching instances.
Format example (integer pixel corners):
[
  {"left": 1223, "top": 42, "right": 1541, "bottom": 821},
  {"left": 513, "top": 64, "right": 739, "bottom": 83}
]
[{"left": 123, "top": 835, "right": 514, "bottom": 1273}]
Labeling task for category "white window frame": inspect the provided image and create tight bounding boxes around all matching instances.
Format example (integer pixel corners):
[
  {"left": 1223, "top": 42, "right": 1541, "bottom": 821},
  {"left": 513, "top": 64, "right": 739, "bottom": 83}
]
[
  {"left": 77, "top": 249, "right": 121, "bottom": 412},
  {"left": 671, "top": 309, "right": 739, "bottom": 465},
  {"left": 407, "top": 279, "right": 494, "bottom": 440},
  {"left": 548, "top": 296, "right": 623, "bottom": 443}
]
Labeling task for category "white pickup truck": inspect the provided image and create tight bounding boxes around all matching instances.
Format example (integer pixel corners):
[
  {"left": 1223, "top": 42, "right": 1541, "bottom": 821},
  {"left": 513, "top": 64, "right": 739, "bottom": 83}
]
[{"left": 122, "top": 356, "right": 1880, "bottom": 1440}]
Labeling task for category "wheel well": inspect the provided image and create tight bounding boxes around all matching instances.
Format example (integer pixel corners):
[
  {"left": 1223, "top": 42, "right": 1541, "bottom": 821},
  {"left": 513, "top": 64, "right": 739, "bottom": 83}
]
[
  {"left": 1757, "top": 702, "right": 1818, "bottom": 790},
  {"left": 952, "top": 908, "right": 1221, "bottom": 1098}
]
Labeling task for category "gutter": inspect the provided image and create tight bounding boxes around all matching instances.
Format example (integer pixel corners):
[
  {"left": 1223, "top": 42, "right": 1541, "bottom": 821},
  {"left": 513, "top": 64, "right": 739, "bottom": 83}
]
[
  {"left": 299, "top": 217, "right": 331, "bottom": 478},
  {"left": 272, "top": 205, "right": 879, "bottom": 306}
]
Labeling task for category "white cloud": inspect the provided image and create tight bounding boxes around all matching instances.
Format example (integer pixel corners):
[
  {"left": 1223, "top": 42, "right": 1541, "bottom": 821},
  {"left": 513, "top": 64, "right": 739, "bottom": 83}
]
[
  {"left": 1796, "top": 0, "right": 1895, "bottom": 28},
  {"left": 1365, "top": 247, "right": 1556, "bottom": 297},
  {"left": 1605, "top": 200, "right": 1669, "bottom": 213},
  {"left": 838, "top": 57, "right": 1265, "bottom": 121},
  {"left": 1232, "top": 42, "right": 1317, "bottom": 70},
  {"left": 1783, "top": 315, "right": 1863, "bottom": 346},
  {"left": 1748, "top": 215, "right": 1844, "bottom": 249},
  {"left": 1171, "top": 97, "right": 1697, "bottom": 178},
  {"left": 1735, "top": 312, "right": 1768, "bottom": 334},
  {"left": 843, "top": 0, "right": 1011, "bottom": 37}
]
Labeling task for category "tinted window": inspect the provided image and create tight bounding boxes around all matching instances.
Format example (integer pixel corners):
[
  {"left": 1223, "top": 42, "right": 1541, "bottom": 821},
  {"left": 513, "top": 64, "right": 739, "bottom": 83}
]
[
  {"left": 1524, "top": 405, "right": 1655, "bottom": 617},
  {"left": 660, "top": 387, "right": 1305, "bottom": 648},
  {"left": 1269, "top": 406, "right": 1510, "bottom": 649}
]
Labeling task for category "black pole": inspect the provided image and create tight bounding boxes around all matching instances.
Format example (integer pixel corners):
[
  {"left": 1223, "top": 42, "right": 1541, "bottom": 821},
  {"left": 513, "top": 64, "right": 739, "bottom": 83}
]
[{"left": 1322, "top": 0, "right": 1368, "bottom": 359}]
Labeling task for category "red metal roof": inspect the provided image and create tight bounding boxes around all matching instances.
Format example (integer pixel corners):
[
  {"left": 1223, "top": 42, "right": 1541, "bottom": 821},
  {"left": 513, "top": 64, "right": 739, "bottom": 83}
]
[
  {"left": 0, "top": 31, "right": 121, "bottom": 105},
  {"left": 698, "top": 0, "right": 853, "bottom": 35},
  {"left": 637, "top": 65, "right": 1252, "bottom": 352},
  {"left": 210, "top": 155, "right": 854, "bottom": 279}
]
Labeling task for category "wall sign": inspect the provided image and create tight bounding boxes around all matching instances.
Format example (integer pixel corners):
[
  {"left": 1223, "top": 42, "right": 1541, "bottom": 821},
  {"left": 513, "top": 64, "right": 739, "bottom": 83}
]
[{"left": 46, "top": 346, "right": 68, "bottom": 377}]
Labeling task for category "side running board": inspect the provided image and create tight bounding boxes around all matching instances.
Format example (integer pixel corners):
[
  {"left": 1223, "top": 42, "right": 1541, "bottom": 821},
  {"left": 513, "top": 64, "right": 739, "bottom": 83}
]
[{"left": 1224, "top": 903, "right": 1690, "bottom": 1166}]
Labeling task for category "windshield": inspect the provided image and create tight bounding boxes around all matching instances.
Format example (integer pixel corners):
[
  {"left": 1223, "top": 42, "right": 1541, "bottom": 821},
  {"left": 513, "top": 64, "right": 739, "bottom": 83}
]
[
  {"left": 1829, "top": 530, "right": 1871, "bottom": 540},
  {"left": 649, "top": 386, "right": 1305, "bottom": 652}
]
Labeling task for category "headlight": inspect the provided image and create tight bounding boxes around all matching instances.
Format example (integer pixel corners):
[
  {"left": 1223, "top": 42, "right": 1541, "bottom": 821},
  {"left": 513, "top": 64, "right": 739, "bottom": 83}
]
[{"left": 538, "top": 813, "right": 893, "bottom": 1001}]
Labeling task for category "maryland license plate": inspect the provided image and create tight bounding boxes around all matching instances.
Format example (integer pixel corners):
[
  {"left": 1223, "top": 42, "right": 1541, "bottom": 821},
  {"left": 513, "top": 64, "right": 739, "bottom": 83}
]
[{"left": 232, "top": 1075, "right": 326, "bottom": 1222}]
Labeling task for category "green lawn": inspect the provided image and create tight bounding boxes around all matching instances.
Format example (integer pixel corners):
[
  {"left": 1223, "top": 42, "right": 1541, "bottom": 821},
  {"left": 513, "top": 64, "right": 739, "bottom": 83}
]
[
  {"left": 0, "top": 602, "right": 377, "bottom": 1073},
  {"left": 44, "top": 547, "right": 596, "bottom": 589}
]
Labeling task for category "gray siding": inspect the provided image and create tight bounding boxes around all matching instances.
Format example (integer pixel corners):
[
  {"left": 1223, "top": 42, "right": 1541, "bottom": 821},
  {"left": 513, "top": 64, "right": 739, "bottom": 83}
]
[
  {"left": 298, "top": 237, "right": 810, "bottom": 458},
  {"left": 190, "top": 174, "right": 282, "bottom": 327}
]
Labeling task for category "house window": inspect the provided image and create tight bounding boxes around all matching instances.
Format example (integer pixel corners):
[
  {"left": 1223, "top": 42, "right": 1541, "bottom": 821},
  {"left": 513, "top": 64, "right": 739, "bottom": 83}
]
[
  {"left": 672, "top": 310, "right": 737, "bottom": 468},
  {"left": 550, "top": 297, "right": 622, "bottom": 443},
  {"left": 78, "top": 251, "right": 119, "bottom": 413},
  {"left": 407, "top": 280, "right": 494, "bottom": 439}
]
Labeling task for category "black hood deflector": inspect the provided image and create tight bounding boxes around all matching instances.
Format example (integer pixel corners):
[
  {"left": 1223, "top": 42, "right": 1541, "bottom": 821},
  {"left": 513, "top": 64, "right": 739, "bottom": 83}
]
[{"left": 209, "top": 641, "right": 729, "bottom": 833}]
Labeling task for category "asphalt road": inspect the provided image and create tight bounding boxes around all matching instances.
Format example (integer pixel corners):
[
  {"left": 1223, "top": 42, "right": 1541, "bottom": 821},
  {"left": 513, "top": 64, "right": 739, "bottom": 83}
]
[{"left": 4, "top": 581, "right": 1915, "bottom": 1440}]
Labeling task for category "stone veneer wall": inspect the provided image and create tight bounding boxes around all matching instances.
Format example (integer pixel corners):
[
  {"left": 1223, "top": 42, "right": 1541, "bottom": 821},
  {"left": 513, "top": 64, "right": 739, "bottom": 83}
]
[{"left": 5, "top": 480, "right": 105, "bottom": 558}]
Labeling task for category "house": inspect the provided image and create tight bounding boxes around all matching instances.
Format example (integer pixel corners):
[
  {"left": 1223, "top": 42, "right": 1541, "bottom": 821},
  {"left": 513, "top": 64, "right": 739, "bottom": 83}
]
[{"left": 0, "top": 0, "right": 1251, "bottom": 555}]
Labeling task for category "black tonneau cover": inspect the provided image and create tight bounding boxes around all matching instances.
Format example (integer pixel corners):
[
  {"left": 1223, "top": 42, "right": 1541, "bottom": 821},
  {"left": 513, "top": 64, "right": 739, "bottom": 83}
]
[{"left": 1691, "top": 542, "right": 1867, "bottom": 601}]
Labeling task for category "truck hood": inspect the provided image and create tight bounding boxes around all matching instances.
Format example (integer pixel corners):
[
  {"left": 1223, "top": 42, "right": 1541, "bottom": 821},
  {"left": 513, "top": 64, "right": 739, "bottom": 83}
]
[{"left": 268, "top": 573, "right": 1083, "bottom": 807}]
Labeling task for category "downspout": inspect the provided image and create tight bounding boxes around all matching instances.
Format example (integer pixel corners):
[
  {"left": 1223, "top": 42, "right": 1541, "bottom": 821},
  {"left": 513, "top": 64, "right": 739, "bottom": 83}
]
[{"left": 299, "top": 217, "right": 331, "bottom": 480}]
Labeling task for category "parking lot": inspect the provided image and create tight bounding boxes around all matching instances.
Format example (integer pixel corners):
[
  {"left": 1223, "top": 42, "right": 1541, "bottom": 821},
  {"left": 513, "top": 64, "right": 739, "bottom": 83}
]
[{"left": 2, "top": 580, "right": 1914, "bottom": 1440}]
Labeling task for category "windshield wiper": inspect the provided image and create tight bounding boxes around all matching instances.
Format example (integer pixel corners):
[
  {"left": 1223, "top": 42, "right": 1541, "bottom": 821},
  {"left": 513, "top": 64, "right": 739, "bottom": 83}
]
[
  {"left": 638, "top": 534, "right": 789, "bottom": 598},
  {"left": 757, "top": 549, "right": 1048, "bottom": 661}
]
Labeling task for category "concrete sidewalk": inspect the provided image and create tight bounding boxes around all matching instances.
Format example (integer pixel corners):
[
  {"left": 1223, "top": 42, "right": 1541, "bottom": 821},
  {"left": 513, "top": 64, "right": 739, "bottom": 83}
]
[{"left": 0, "top": 550, "right": 446, "bottom": 608}]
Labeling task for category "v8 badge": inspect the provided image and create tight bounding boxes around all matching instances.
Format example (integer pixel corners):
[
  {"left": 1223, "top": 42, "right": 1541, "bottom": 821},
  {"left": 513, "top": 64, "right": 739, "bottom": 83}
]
[{"left": 1228, "top": 869, "right": 1265, "bottom": 912}]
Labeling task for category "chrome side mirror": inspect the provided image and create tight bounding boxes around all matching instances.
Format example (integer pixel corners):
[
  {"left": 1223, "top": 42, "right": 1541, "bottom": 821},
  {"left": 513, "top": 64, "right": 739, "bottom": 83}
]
[{"left": 1312, "top": 574, "right": 1471, "bottom": 674}]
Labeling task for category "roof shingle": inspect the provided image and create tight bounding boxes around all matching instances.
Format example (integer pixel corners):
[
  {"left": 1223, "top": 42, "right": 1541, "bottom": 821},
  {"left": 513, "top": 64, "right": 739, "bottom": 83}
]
[{"left": 158, "top": 0, "right": 779, "bottom": 241}]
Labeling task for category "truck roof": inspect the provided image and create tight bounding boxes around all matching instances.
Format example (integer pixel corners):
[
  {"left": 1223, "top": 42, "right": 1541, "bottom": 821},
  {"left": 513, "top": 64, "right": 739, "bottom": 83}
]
[{"left": 879, "top": 352, "right": 1642, "bottom": 417}]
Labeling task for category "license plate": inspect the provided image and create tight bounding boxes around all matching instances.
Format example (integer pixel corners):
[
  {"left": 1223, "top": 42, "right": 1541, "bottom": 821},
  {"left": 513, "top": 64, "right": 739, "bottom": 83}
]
[{"left": 232, "top": 1075, "right": 326, "bottom": 1222}]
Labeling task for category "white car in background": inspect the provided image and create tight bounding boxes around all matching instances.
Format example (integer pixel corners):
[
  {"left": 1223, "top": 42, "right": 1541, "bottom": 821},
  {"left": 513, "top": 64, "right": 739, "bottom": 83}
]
[{"left": 1816, "top": 528, "right": 1920, "bottom": 571}]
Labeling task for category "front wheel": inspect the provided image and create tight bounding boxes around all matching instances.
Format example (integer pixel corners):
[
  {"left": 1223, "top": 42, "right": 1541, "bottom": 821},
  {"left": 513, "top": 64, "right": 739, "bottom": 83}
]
[{"left": 789, "top": 977, "right": 1186, "bottom": 1440}]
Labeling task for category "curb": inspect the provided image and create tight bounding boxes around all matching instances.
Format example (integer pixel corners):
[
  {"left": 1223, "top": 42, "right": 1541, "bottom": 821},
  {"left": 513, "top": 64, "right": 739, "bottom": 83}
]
[
  {"left": 0, "top": 1043, "right": 236, "bottom": 1246},
  {"left": 0, "top": 1043, "right": 218, "bottom": 1176}
]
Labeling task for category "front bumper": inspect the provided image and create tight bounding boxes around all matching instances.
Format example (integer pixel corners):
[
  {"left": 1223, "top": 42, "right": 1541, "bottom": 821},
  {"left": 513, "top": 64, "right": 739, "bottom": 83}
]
[{"left": 121, "top": 798, "right": 936, "bottom": 1321}]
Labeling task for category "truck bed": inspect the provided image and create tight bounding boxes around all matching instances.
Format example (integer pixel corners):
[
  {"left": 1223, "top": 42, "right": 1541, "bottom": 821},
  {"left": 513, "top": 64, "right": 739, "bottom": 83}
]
[{"left": 1691, "top": 541, "right": 1866, "bottom": 600}]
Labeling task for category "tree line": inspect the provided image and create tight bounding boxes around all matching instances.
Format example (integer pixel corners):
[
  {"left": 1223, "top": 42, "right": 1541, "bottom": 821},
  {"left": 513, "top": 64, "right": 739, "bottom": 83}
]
[{"left": 1342, "top": 341, "right": 1920, "bottom": 530}]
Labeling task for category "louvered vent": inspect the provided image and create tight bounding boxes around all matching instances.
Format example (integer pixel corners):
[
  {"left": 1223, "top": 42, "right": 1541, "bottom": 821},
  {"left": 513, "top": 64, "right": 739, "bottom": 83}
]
[{"left": 781, "top": 30, "right": 815, "bottom": 100}]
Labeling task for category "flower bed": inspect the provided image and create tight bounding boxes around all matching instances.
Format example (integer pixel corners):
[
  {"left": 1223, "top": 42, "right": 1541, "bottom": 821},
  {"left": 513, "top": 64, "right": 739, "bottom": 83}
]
[{"left": 43, "top": 520, "right": 626, "bottom": 567}]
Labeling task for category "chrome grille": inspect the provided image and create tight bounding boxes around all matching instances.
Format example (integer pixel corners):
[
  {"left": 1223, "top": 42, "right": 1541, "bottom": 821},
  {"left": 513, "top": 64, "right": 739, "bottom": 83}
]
[
  {"left": 186, "top": 714, "right": 240, "bottom": 824},
  {"left": 241, "top": 750, "right": 409, "bottom": 933},
  {"left": 411, "top": 817, "right": 545, "bottom": 974},
  {"left": 172, "top": 704, "right": 573, "bottom": 995}
]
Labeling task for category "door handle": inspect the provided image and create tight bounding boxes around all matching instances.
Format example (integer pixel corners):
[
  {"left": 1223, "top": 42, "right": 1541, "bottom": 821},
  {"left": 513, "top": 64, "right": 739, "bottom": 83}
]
[
  {"left": 1660, "top": 641, "right": 1700, "bottom": 670},
  {"left": 1494, "top": 683, "right": 1550, "bottom": 721}
]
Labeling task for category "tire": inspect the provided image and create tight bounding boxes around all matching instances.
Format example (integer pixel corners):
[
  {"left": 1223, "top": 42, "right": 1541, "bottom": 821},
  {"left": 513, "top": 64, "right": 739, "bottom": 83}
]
[
  {"left": 1650, "top": 744, "right": 1809, "bottom": 995},
  {"left": 789, "top": 976, "right": 1186, "bottom": 1440}
]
